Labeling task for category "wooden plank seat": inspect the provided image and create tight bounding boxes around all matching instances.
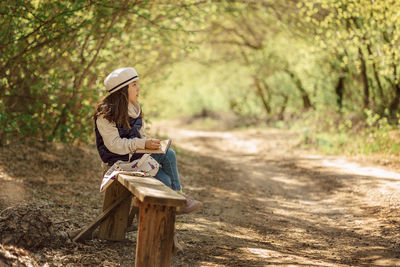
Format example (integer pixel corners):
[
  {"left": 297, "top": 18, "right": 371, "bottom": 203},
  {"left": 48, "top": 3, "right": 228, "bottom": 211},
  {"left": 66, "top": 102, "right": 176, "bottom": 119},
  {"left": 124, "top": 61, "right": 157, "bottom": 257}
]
[{"left": 74, "top": 174, "right": 186, "bottom": 267}]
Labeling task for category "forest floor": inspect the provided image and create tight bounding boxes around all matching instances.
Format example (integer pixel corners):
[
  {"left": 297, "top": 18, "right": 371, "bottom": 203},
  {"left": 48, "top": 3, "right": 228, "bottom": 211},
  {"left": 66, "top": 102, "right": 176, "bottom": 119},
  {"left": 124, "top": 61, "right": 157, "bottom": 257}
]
[{"left": 1, "top": 119, "right": 400, "bottom": 266}]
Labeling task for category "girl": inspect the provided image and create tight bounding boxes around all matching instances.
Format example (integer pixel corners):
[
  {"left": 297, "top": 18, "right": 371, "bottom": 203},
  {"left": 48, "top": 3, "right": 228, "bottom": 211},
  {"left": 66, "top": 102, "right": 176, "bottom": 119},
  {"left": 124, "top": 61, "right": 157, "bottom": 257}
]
[{"left": 94, "top": 67, "right": 201, "bottom": 214}]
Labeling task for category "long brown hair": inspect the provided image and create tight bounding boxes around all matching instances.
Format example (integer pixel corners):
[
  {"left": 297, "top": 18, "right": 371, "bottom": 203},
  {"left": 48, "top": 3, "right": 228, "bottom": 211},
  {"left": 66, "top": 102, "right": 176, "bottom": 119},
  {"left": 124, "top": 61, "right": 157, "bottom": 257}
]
[{"left": 94, "top": 85, "right": 130, "bottom": 129}]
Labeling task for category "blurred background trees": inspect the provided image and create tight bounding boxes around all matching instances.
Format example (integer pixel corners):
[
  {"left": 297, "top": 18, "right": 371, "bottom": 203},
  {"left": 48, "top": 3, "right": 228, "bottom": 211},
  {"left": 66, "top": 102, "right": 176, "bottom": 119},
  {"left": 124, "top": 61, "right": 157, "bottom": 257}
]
[
  {"left": 1, "top": 0, "right": 399, "bottom": 155},
  {"left": 0, "top": 0, "right": 203, "bottom": 143}
]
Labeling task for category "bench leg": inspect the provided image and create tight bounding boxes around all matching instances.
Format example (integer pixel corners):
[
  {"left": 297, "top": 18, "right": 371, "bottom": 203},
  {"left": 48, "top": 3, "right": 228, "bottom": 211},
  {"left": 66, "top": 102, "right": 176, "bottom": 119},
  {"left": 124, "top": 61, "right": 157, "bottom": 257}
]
[
  {"left": 135, "top": 202, "right": 176, "bottom": 267},
  {"left": 127, "top": 197, "right": 139, "bottom": 229},
  {"left": 72, "top": 192, "right": 130, "bottom": 242},
  {"left": 99, "top": 180, "right": 132, "bottom": 240}
]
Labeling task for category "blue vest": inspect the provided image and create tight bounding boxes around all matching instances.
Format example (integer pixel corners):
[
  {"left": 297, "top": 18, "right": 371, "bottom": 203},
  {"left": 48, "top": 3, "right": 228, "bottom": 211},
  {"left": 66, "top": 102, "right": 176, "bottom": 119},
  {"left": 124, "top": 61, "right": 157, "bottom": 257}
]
[{"left": 95, "top": 115, "right": 144, "bottom": 166}]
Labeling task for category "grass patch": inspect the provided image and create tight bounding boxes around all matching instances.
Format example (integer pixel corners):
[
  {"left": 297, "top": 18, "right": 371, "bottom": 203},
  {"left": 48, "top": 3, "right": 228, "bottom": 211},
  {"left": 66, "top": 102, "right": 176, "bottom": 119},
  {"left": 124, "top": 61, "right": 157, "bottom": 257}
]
[{"left": 292, "top": 110, "right": 400, "bottom": 157}]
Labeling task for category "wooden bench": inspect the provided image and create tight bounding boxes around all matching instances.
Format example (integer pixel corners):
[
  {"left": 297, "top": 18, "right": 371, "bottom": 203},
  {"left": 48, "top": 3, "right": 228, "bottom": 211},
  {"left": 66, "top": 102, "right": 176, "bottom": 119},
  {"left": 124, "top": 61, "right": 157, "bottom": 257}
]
[{"left": 73, "top": 174, "right": 186, "bottom": 267}]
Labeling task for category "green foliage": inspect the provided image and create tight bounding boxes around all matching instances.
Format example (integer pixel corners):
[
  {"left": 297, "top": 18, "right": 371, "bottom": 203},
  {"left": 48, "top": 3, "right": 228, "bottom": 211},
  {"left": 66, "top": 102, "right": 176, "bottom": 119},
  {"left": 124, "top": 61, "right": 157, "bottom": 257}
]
[
  {"left": 142, "top": 0, "right": 400, "bottom": 157},
  {"left": 142, "top": 60, "right": 259, "bottom": 119},
  {"left": 0, "top": 0, "right": 211, "bottom": 144},
  {"left": 2, "top": 0, "right": 400, "bottom": 161},
  {"left": 299, "top": 0, "right": 400, "bottom": 115},
  {"left": 294, "top": 109, "right": 400, "bottom": 156}
]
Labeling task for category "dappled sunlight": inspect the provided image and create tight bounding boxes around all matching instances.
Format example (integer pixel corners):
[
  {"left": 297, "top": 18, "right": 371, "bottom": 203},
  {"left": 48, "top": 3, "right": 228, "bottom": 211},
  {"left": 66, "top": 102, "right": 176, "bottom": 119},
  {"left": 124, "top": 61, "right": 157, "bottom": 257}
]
[
  {"left": 157, "top": 125, "right": 291, "bottom": 156},
  {"left": 373, "top": 258, "right": 400, "bottom": 266},
  {"left": 178, "top": 219, "right": 211, "bottom": 232},
  {"left": 303, "top": 157, "right": 400, "bottom": 209},
  {"left": 163, "top": 124, "right": 400, "bottom": 265},
  {"left": 213, "top": 188, "right": 241, "bottom": 199},
  {"left": 175, "top": 129, "right": 234, "bottom": 139},
  {"left": 181, "top": 185, "right": 206, "bottom": 193},
  {"left": 2, "top": 122, "right": 400, "bottom": 265},
  {"left": 0, "top": 170, "right": 16, "bottom": 181},
  {"left": 3, "top": 0, "right": 400, "bottom": 265},
  {"left": 0, "top": 181, "right": 29, "bottom": 207},
  {"left": 228, "top": 139, "right": 261, "bottom": 154},
  {"left": 242, "top": 247, "right": 343, "bottom": 266},
  {"left": 270, "top": 175, "right": 307, "bottom": 186},
  {"left": 0, "top": 167, "right": 30, "bottom": 207},
  {"left": 178, "top": 216, "right": 267, "bottom": 243},
  {"left": 320, "top": 158, "right": 400, "bottom": 180}
]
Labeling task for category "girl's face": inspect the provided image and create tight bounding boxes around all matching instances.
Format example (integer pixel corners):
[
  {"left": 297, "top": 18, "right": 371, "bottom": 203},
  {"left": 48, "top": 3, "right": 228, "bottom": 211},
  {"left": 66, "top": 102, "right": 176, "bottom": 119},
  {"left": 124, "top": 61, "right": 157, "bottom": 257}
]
[{"left": 128, "top": 80, "right": 140, "bottom": 103}]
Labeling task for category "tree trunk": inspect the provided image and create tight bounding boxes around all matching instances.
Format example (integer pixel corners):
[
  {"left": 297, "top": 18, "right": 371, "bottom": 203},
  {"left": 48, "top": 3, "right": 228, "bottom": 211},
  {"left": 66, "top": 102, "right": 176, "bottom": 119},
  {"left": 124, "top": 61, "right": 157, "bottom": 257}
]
[
  {"left": 366, "top": 44, "right": 384, "bottom": 102},
  {"left": 358, "top": 47, "right": 369, "bottom": 109},
  {"left": 284, "top": 68, "right": 313, "bottom": 110},
  {"left": 254, "top": 77, "right": 271, "bottom": 114},
  {"left": 389, "top": 55, "right": 400, "bottom": 115},
  {"left": 389, "top": 84, "right": 400, "bottom": 114},
  {"left": 335, "top": 75, "right": 345, "bottom": 111},
  {"left": 51, "top": 5, "right": 123, "bottom": 140},
  {"left": 278, "top": 94, "right": 289, "bottom": 120}
]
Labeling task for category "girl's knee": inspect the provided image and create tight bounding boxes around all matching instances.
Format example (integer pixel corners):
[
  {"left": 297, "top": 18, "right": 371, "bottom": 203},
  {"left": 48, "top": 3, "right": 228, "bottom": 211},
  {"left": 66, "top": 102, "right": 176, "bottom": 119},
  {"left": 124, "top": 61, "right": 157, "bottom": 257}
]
[
  {"left": 155, "top": 169, "right": 172, "bottom": 188},
  {"left": 163, "top": 178, "right": 172, "bottom": 188},
  {"left": 166, "top": 148, "right": 176, "bottom": 160},
  {"left": 156, "top": 172, "right": 172, "bottom": 188}
]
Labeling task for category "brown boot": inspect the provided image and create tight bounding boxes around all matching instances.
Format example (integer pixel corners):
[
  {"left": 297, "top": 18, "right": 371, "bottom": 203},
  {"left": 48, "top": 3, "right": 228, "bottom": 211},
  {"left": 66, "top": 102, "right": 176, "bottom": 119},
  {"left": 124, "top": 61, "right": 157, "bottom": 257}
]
[{"left": 176, "top": 193, "right": 202, "bottom": 215}]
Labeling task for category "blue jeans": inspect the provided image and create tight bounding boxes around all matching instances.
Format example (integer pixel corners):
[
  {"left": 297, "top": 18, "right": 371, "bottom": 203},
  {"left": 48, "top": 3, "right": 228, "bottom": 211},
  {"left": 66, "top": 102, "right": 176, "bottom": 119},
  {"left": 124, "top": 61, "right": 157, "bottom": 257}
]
[{"left": 151, "top": 148, "right": 182, "bottom": 191}]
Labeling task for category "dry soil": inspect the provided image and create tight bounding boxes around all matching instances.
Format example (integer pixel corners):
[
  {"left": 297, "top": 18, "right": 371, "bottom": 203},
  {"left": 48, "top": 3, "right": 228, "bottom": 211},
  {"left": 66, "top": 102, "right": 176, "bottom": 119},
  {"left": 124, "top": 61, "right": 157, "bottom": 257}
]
[{"left": 1, "top": 121, "right": 400, "bottom": 266}]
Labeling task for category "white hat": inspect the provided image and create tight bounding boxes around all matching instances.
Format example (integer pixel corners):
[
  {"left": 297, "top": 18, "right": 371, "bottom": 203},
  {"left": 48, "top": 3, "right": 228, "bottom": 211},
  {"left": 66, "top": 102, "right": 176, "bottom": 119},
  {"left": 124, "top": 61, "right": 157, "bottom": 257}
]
[{"left": 104, "top": 67, "right": 139, "bottom": 94}]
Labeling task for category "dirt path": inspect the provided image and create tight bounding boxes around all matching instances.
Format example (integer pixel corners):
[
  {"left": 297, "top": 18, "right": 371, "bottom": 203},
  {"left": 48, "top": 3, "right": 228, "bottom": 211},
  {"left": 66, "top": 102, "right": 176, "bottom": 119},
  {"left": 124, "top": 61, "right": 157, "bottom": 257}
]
[
  {"left": 153, "top": 121, "right": 400, "bottom": 266},
  {"left": 1, "top": 122, "right": 400, "bottom": 266}
]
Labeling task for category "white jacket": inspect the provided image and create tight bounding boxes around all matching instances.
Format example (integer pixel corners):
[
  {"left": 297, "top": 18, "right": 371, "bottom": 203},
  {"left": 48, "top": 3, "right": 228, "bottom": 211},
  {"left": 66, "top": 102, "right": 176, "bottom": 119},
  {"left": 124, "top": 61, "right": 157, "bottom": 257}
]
[{"left": 96, "top": 102, "right": 146, "bottom": 155}]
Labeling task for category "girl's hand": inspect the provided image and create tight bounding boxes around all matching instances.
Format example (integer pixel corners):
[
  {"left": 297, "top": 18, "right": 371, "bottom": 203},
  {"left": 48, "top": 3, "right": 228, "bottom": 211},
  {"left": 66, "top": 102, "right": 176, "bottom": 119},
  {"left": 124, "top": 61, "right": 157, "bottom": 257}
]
[{"left": 145, "top": 139, "right": 161, "bottom": 150}]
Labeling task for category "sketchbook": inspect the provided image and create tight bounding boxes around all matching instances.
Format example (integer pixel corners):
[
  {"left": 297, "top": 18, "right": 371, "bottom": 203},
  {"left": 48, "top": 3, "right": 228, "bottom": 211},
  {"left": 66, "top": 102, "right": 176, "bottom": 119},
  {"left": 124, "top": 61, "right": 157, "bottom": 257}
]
[{"left": 135, "top": 139, "right": 171, "bottom": 154}]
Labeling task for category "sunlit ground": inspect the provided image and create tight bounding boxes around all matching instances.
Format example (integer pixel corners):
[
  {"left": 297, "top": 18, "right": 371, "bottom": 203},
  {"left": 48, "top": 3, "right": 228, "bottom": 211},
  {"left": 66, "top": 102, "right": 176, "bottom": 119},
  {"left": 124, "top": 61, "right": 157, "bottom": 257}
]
[{"left": 156, "top": 122, "right": 400, "bottom": 266}]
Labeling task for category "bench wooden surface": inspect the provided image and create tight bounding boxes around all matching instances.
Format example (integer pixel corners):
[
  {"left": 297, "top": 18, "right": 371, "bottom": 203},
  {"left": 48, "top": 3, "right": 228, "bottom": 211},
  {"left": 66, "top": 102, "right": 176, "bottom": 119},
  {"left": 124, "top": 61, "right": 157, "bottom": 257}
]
[{"left": 117, "top": 174, "right": 186, "bottom": 207}]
